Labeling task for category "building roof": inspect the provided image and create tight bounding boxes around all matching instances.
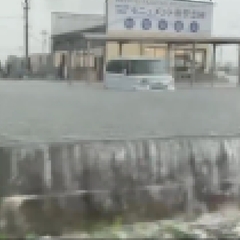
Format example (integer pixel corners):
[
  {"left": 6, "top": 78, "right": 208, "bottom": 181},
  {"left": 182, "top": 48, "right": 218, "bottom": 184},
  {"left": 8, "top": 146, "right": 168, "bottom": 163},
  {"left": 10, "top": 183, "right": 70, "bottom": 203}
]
[
  {"left": 52, "top": 25, "right": 106, "bottom": 40},
  {"left": 82, "top": 33, "right": 240, "bottom": 44},
  {"left": 51, "top": 12, "right": 105, "bottom": 36}
]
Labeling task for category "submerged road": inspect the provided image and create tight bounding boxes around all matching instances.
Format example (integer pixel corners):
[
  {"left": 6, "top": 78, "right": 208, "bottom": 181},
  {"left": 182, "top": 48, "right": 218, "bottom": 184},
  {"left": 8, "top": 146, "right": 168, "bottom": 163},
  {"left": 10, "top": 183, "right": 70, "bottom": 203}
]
[{"left": 0, "top": 80, "right": 240, "bottom": 144}]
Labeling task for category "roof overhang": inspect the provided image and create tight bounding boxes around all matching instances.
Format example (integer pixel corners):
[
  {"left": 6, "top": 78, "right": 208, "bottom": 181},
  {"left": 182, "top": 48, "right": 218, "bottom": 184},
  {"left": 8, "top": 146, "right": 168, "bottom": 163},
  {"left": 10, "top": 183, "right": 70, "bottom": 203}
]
[{"left": 82, "top": 33, "right": 240, "bottom": 45}]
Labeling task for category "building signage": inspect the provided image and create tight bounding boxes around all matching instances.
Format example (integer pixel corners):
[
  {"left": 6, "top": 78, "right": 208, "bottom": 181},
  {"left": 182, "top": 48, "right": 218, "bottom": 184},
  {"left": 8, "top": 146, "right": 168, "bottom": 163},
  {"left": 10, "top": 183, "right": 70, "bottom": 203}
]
[{"left": 106, "top": 0, "right": 213, "bottom": 34}]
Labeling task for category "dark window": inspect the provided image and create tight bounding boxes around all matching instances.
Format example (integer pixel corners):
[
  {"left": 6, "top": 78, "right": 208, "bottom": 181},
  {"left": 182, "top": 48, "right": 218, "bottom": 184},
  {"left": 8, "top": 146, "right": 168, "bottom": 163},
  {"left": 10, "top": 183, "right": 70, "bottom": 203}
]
[
  {"left": 106, "top": 60, "right": 127, "bottom": 74},
  {"left": 128, "top": 59, "right": 167, "bottom": 75}
]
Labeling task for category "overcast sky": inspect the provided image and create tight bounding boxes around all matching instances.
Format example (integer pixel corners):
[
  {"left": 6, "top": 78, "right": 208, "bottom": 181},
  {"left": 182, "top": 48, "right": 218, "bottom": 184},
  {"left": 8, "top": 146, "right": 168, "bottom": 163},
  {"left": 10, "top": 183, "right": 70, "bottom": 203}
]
[{"left": 0, "top": 0, "right": 239, "bottom": 63}]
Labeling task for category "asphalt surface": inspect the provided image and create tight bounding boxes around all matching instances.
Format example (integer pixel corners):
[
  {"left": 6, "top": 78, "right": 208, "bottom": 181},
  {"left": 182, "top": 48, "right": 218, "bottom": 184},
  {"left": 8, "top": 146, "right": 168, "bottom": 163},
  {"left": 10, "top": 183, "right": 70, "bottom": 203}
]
[{"left": 0, "top": 80, "right": 240, "bottom": 144}]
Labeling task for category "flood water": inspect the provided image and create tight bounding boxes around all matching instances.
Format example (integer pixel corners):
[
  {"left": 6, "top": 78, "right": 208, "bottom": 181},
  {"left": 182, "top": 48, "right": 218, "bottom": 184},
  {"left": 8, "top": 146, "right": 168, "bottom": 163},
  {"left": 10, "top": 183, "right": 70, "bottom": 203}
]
[
  {"left": 0, "top": 80, "right": 240, "bottom": 145},
  {"left": 1, "top": 79, "right": 240, "bottom": 236}
]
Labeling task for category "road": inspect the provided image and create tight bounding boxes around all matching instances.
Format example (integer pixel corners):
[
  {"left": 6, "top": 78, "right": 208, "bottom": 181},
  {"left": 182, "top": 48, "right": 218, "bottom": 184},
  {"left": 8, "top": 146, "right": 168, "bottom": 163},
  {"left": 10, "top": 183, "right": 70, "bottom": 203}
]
[{"left": 0, "top": 80, "right": 240, "bottom": 144}]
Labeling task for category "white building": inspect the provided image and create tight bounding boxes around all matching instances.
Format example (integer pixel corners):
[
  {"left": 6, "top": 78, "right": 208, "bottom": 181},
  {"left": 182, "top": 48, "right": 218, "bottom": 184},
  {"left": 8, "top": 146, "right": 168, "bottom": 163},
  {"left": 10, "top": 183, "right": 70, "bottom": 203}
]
[{"left": 51, "top": 0, "right": 214, "bottom": 81}]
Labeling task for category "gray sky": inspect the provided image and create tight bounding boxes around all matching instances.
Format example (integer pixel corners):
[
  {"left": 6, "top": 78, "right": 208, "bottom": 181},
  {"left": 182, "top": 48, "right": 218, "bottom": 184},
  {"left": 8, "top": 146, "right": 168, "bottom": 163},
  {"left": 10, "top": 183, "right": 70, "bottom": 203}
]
[{"left": 0, "top": 0, "right": 239, "bottom": 63}]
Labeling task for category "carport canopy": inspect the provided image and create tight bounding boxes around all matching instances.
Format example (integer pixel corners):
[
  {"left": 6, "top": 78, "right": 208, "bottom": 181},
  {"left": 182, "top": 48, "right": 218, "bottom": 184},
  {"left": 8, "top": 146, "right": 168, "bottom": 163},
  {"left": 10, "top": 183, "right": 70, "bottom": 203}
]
[
  {"left": 80, "top": 33, "right": 240, "bottom": 84},
  {"left": 82, "top": 33, "right": 240, "bottom": 44}
]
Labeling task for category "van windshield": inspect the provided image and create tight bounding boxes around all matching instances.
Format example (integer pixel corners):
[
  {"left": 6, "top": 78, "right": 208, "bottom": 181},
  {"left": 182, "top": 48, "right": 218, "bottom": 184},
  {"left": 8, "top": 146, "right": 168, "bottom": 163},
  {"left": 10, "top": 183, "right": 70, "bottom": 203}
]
[{"left": 129, "top": 59, "right": 167, "bottom": 75}]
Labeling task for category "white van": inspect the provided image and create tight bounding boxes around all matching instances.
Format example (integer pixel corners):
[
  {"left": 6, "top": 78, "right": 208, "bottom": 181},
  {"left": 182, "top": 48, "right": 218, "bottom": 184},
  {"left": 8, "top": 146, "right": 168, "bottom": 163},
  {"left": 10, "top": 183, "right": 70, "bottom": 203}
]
[{"left": 104, "top": 57, "right": 175, "bottom": 91}]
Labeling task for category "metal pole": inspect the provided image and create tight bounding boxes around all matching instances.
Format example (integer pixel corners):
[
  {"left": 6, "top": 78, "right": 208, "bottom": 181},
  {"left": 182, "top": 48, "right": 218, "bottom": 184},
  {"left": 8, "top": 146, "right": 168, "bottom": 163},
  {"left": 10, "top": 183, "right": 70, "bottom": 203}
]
[
  {"left": 68, "top": 49, "right": 72, "bottom": 84},
  {"left": 203, "top": 49, "right": 207, "bottom": 71},
  {"left": 87, "top": 40, "right": 91, "bottom": 83},
  {"left": 191, "top": 43, "right": 196, "bottom": 86},
  {"left": 140, "top": 41, "right": 144, "bottom": 55},
  {"left": 167, "top": 43, "right": 171, "bottom": 75},
  {"left": 238, "top": 44, "right": 240, "bottom": 86},
  {"left": 102, "top": 42, "right": 107, "bottom": 82},
  {"left": 172, "top": 44, "right": 175, "bottom": 81},
  {"left": 69, "top": 40, "right": 74, "bottom": 83},
  {"left": 82, "top": 42, "right": 86, "bottom": 81},
  {"left": 212, "top": 44, "right": 217, "bottom": 87},
  {"left": 23, "top": 0, "right": 30, "bottom": 75},
  {"left": 119, "top": 42, "right": 123, "bottom": 56}
]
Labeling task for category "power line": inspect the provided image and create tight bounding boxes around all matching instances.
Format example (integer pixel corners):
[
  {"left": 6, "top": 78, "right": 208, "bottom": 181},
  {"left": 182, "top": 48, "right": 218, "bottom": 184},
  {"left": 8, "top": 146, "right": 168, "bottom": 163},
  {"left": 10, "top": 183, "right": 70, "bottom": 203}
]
[{"left": 0, "top": 16, "right": 23, "bottom": 19}]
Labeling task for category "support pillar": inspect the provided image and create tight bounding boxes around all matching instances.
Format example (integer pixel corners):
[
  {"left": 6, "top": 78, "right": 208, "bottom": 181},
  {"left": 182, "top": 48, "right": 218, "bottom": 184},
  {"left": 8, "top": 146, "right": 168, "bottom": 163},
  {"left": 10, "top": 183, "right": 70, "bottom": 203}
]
[
  {"left": 67, "top": 49, "right": 73, "bottom": 84},
  {"left": 203, "top": 49, "right": 207, "bottom": 71},
  {"left": 87, "top": 40, "right": 91, "bottom": 83},
  {"left": 140, "top": 42, "right": 144, "bottom": 55},
  {"left": 63, "top": 53, "right": 68, "bottom": 80},
  {"left": 102, "top": 43, "right": 107, "bottom": 82},
  {"left": 172, "top": 44, "right": 175, "bottom": 80},
  {"left": 238, "top": 44, "right": 240, "bottom": 86},
  {"left": 167, "top": 43, "right": 172, "bottom": 75},
  {"left": 65, "top": 41, "right": 72, "bottom": 82},
  {"left": 191, "top": 43, "right": 196, "bottom": 86},
  {"left": 212, "top": 44, "right": 217, "bottom": 87},
  {"left": 78, "top": 45, "right": 83, "bottom": 80},
  {"left": 82, "top": 49, "right": 86, "bottom": 68},
  {"left": 80, "top": 49, "right": 85, "bottom": 81},
  {"left": 119, "top": 42, "right": 123, "bottom": 56}
]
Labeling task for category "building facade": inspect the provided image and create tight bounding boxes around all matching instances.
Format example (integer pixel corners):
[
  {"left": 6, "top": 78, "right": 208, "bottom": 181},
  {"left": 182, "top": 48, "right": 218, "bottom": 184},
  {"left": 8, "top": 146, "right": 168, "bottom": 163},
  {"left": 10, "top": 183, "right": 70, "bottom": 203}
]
[
  {"left": 51, "top": 0, "right": 214, "bottom": 81},
  {"left": 5, "top": 53, "right": 53, "bottom": 79}
]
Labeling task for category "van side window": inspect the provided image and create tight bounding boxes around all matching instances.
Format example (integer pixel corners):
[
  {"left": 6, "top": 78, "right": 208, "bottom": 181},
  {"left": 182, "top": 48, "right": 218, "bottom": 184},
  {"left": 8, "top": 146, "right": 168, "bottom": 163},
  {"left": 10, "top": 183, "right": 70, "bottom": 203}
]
[{"left": 106, "top": 60, "right": 124, "bottom": 73}]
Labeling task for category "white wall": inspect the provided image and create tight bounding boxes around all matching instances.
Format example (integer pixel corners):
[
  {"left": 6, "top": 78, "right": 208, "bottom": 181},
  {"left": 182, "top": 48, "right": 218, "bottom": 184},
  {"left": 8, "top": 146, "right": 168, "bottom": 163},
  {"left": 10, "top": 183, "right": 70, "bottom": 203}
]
[{"left": 51, "top": 12, "right": 105, "bottom": 36}]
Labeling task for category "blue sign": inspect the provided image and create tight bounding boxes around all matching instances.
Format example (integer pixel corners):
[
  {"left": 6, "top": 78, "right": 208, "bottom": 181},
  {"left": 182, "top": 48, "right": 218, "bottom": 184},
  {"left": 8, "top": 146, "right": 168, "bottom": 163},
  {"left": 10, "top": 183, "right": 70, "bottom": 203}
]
[
  {"left": 142, "top": 18, "right": 152, "bottom": 30},
  {"left": 174, "top": 21, "right": 184, "bottom": 32},
  {"left": 190, "top": 21, "right": 199, "bottom": 32},
  {"left": 158, "top": 19, "right": 168, "bottom": 30},
  {"left": 124, "top": 18, "right": 135, "bottom": 29}
]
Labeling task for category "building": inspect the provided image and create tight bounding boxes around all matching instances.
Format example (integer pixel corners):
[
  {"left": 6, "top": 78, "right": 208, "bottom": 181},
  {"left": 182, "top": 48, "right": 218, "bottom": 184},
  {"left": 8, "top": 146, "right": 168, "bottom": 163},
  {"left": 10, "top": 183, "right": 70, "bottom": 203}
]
[
  {"left": 5, "top": 53, "right": 54, "bottom": 78},
  {"left": 28, "top": 53, "right": 53, "bottom": 77},
  {"left": 5, "top": 55, "right": 25, "bottom": 78},
  {"left": 51, "top": 0, "right": 214, "bottom": 82}
]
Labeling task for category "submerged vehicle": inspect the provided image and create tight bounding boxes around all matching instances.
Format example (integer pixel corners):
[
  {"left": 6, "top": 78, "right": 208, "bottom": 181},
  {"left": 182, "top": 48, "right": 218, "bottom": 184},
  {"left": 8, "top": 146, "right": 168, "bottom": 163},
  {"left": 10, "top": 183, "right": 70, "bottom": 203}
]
[{"left": 104, "top": 57, "right": 175, "bottom": 91}]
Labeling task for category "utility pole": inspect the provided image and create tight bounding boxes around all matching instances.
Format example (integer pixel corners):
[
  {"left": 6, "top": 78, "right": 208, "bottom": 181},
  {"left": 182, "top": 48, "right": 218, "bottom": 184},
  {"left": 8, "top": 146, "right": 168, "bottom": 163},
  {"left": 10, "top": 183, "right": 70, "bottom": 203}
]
[{"left": 23, "top": 0, "right": 30, "bottom": 75}]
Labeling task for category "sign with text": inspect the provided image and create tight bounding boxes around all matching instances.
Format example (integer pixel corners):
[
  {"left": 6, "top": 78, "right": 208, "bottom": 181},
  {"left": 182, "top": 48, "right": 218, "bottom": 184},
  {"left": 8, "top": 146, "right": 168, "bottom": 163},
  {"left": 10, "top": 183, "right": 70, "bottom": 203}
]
[{"left": 106, "top": 0, "right": 213, "bottom": 34}]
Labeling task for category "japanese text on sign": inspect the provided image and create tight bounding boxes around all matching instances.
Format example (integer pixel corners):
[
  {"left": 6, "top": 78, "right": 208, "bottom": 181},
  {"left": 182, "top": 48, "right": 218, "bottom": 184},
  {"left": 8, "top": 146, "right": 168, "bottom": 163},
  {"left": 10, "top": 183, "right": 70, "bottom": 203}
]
[
  {"left": 115, "top": 5, "right": 206, "bottom": 19},
  {"left": 107, "top": 0, "right": 213, "bottom": 34}
]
